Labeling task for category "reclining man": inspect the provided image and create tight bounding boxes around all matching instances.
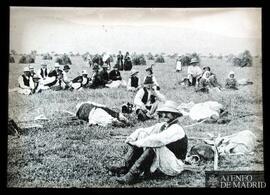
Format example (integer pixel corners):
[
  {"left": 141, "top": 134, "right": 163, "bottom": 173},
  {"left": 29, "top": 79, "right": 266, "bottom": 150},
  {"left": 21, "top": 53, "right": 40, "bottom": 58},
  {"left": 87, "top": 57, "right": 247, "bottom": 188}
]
[
  {"left": 134, "top": 77, "right": 166, "bottom": 121},
  {"left": 106, "top": 100, "right": 199, "bottom": 184}
]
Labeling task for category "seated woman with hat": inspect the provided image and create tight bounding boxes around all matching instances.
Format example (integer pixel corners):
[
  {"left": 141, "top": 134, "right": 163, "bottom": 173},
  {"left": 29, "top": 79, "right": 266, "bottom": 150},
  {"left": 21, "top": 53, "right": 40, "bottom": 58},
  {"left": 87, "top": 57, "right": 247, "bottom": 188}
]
[
  {"left": 43, "top": 63, "right": 63, "bottom": 89},
  {"left": 106, "top": 100, "right": 197, "bottom": 184},
  {"left": 89, "top": 63, "right": 103, "bottom": 89},
  {"left": 134, "top": 77, "right": 166, "bottom": 121},
  {"left": 106, "top": 65, "right": 127, "bottom": 88},
  {"left": 71, "top": 70, "right": 91, "bottom": 90},
  {"left": 127, "top": 69, "right": 141, "bottom": 92}
]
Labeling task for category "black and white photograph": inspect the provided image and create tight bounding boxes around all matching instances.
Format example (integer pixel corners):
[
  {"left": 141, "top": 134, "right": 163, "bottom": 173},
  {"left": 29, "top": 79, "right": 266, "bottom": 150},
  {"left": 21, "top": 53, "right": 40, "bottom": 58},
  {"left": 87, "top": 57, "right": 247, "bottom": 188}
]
[{"left": 7, "top": 7, "right": 264, "bottom": 188}]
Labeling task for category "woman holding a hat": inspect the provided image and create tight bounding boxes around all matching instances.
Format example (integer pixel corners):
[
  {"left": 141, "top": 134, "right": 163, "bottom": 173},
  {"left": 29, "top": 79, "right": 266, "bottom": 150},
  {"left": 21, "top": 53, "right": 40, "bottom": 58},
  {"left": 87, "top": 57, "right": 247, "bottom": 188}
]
[
  {"left": 127, "top": 69, "right": 140, "bottom": 92},
  {"left": 107, "top": 100, "right": 190, "bottom": 184},
  {"left": 134, "top": 76, "right": 166, "bottom": 121}
]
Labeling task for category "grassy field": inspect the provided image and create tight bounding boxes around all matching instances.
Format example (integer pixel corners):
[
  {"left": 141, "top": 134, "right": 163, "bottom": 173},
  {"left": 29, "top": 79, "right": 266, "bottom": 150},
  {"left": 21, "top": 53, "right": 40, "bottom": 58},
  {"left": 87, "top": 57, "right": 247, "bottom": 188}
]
[{"left": 8, "top": 55, "right": 263, "bottom": 188}]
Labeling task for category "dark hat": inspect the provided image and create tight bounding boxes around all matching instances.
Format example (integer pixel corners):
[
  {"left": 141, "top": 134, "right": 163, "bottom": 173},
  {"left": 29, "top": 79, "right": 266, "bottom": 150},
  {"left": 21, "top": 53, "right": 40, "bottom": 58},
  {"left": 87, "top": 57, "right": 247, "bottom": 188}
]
[
  {"left": 145, "top": 66, "right": 153, "bottom": 71},
  {"left": 63, "top": 65, "right": 70, "bottom": 70},
  {"left": 144, "top": 76, "right": 154, "bottom": 85},
  {"left": 93, "top": 64, "right": 99, "bottom": 70},
  {"left": 203, "top": 66, "right": 211, "bottom": 71},
  {"left": 113, "top": 64, "right": 119, "bottom": 69}
]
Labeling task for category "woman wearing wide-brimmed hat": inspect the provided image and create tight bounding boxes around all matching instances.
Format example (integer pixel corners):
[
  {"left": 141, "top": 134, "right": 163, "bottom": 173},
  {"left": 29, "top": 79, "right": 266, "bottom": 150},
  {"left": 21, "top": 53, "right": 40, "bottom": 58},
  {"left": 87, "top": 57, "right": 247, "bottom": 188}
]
[
  {"left": 106, "top": 100, "right": 196, "bottom": 184},
  {"left": 127, "top": 69, "right": 140, "bottom": 92}
]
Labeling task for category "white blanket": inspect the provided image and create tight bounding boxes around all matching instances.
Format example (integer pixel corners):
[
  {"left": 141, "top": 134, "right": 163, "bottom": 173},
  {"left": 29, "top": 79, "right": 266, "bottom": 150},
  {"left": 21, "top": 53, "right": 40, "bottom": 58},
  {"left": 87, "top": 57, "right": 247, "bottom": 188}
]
[
  {"left": 217, "top": 130, "right": 257, "bottom": 155},
  {"left": 178, "top": 101, "right": 223, "bottom": 121},
  {"left": 88, "top": 107, "right": 116, "bottom": 127},
  {"left": 126, "top": 122, "right": 186, "bottom": 176}
]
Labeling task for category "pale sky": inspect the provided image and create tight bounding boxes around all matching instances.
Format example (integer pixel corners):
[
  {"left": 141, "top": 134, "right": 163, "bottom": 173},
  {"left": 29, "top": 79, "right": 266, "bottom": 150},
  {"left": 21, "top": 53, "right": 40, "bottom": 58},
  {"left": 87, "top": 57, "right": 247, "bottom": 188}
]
[{"left": 10, "top": 7, "right": 261, "bottom": 55}]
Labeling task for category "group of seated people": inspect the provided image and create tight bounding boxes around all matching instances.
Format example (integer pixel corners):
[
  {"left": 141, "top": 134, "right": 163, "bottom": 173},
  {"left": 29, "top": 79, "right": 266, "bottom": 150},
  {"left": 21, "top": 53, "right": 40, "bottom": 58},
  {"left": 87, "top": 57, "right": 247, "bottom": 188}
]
[
  {"left": 182, "top": 58, "right": 239, "bottom": 92},
  {"left": 16, "top": 61, "right": 162, "bottom": 96}
]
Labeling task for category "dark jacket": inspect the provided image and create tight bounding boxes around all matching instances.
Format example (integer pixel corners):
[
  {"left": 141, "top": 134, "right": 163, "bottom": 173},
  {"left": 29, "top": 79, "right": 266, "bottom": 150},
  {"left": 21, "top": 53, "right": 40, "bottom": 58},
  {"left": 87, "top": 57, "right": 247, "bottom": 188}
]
[
  {"left": 40, "top": 68, "right": 48, "bottom": 79},
  {"left": 99, "top": 69, "right": 109, "bottom": 85},
  {"left": 109, "top": 70, "right": 122, "bottom": 81}
]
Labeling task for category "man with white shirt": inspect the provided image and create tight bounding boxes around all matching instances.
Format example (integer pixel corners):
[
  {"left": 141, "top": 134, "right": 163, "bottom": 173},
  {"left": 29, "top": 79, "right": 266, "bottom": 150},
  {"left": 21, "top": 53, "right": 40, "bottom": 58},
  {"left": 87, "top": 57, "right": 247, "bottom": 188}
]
[
  {"left": 187, "top": 58, "right": 202, "bottom": 86},
  {"left": 106, "top": 100, "right": 191, "bottom": 184},
  {"left": 134, "top": 77, "right": 166, "bottom": 121}
]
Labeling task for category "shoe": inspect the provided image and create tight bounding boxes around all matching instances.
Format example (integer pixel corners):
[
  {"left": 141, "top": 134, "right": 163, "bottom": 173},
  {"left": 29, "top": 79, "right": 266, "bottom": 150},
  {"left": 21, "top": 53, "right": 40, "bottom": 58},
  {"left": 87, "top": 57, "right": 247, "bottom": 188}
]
[
  {"left": 115, "top": 172, "right": 138, "bottom": 184},
  {"left": 106, "top": 165, "right": 129, "bottom": 176}
]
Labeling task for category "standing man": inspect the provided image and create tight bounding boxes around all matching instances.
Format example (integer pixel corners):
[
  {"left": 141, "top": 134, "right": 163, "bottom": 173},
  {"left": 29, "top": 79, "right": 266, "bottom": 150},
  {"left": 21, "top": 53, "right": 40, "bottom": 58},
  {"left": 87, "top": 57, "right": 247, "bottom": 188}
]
[
  {"left": 117, "top": 50, "right": 124, "bottom": 70},
  {"left": 134, "top": 77, "right": 166, "bottom": 121}
]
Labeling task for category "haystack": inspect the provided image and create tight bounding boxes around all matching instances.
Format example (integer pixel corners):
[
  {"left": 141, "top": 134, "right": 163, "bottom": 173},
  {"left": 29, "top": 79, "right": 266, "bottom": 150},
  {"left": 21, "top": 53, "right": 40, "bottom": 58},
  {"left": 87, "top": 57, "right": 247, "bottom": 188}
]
[
  {"left": 19, "top": 55, "right": 35, "bottom": 64},
  {"left": 42, "top": 53, "right": 53, "bottom": 60},
  {"left": 132, "top": 54, "right": 146, "bottom": 65},
  {"left": 55, "top": 55, "right": 72, "bottom": 65},
  {"left": 147, "top": 52, "right": 154, "bottom": 60},
  {"left": 232, "top": 50, "right": 253, "bottom": 67},
  {"left": 155, "top": 55, "right": 165, "bottom": 63}
]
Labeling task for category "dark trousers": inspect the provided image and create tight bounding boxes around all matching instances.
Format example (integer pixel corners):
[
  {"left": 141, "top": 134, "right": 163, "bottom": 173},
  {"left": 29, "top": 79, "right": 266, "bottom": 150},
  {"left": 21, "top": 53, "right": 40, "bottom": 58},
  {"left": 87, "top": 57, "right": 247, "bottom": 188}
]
[{"left": 125, "top": 145, "right": 155, "bottom": 174}]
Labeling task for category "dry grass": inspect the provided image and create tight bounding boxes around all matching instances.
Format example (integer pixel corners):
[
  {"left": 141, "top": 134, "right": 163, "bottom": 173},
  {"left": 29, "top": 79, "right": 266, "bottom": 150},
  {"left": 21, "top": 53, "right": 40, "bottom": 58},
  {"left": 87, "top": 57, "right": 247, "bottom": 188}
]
[{"left": 8, "top": 55, "right": 263, "bottom": 188}]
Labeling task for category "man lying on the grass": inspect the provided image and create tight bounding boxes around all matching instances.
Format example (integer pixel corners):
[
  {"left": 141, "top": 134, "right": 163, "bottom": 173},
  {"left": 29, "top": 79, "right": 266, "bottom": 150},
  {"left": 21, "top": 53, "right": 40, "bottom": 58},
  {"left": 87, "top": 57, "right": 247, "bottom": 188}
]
[
  {"left": 75, "top": 101, "right": 130, "bottom": 127},
  {"left": 106, "top": 100, "right": 200, "bottom": 184}
]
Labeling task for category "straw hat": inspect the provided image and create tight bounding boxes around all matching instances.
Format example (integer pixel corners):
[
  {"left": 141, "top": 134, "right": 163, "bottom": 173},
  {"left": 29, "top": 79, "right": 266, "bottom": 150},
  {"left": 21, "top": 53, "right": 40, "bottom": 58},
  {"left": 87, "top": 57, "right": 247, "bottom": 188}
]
[
  {"left": 32, "top": 75, "right": 41, "bottom": 81},
  {"left": 157, "top": 100, "right": 182, "bottom": 116},
  {"left": 190, "top": 58, "right": 199, "bottom": 65},
  {"left": 23, "top": 67, "right": 30, "bottom": 72},
  {"left": 28, "top": 65, "right": 34, "bottom": 70},
  {"left": 54, "top": 63, "right": 60, "bottom": 68},
  {"left": 41, "top": 63, "right": 47, "bottom": 67},
  {"left": 102, "top": 64, "right": 109, "bottom": 68},
  {"left": 130, "top": 69, "right": 139, "bottom": 76}
]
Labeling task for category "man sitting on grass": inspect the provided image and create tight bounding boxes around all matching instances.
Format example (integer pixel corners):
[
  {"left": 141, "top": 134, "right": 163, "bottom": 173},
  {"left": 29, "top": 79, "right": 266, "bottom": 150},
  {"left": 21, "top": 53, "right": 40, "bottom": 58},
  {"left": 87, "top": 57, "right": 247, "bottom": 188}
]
[
  {"left": 134, "top": 77, "right": 166, "bottom": 121},
  {"left": 106, "top": 100, "right": 200, "bottom": 184}
]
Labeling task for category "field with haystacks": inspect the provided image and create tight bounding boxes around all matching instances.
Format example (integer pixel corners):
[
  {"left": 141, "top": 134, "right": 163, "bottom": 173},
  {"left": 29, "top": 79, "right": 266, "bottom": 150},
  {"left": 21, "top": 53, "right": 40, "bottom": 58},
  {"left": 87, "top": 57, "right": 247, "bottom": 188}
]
[{"left": 8, "top": 53, "right": 263, "bottom": 188}]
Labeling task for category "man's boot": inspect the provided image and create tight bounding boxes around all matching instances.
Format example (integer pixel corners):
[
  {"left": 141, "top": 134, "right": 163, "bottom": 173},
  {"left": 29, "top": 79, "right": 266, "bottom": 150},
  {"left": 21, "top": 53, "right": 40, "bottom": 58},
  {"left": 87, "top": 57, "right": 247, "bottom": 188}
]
[
  {"left": 107, "top": 146, "right": 143, "bottom": 176},
  {"left": 116, "top": 148, "right": 155, "bottom": 184}
]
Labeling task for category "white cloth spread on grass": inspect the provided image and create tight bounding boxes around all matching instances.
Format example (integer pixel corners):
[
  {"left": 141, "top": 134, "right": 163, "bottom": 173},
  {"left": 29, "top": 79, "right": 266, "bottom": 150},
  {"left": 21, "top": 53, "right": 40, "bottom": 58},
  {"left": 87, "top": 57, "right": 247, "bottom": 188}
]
[
  {"left": 126, "top": 122, "right": 185, "bottom": 176},
  {"left": 178, "top": 101, "right": 223, "bottom": 121},
  {"left": 106, "top": 80, "right": 127, "bottom": 88},
  {"left": 217, "top": 130, "right": 257, "bottom": 155}
]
